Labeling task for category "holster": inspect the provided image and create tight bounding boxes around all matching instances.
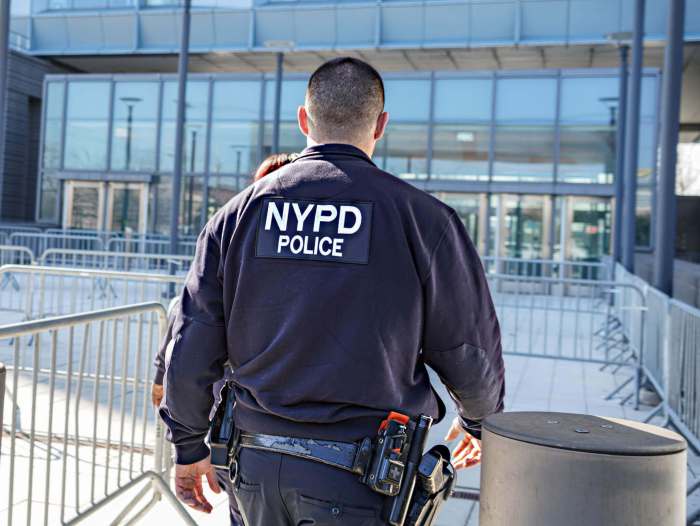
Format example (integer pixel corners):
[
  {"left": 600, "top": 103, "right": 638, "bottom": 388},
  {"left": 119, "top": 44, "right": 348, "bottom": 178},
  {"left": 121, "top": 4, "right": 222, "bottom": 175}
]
[
  {"left": 209, "top": 381, "right": 238, "bottom": 470},
  {"left": 404, "top": 445, "right": 455, "bottom": 526}
]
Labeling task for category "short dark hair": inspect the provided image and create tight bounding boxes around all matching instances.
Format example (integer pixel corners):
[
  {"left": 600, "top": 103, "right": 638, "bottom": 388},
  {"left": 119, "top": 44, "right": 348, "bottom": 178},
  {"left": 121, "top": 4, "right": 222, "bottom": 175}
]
[{"left": 305, "top": 57, "right": 385, "bottom": 143}]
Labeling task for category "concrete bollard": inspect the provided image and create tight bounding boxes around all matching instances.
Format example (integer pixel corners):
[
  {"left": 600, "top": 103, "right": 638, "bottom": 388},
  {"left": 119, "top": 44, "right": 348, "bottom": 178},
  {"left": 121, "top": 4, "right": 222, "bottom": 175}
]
[{"left": 480, "top": 412, "right": 686, "bottom": 526}]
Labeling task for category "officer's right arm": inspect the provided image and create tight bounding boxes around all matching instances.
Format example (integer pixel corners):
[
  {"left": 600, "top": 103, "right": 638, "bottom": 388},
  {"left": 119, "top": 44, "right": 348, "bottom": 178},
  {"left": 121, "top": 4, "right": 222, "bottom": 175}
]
[
  {"left": 422, "top": 212, "right": 505, "bottom": 440},
  {"left": 159, "top": 223, "right": 229, "bottom": 466}
]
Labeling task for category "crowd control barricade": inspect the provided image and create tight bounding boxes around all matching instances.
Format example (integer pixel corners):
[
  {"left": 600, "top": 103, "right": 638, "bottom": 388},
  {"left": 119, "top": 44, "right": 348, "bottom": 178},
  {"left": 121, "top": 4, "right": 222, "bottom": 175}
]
[
  {"left": 482, "top": 257, "right": 610, "bottom": 281},
  {"left": 39, "top": 249, "right": 192, "bottom": 275},
  {"left": 0, "top": 265, "right": 185, "bottom": 323},
  {"left": 106, "top": 236, "right": 197, "bottom": 257},
  {"left": 10, "top": 232, "right": 104, "bottom": 255},
  {"left": 0, "top": 303, "right": 195, "bottom": 526},
  {"left": 0, "top": 245, "right": 35, "bottom": 266}
]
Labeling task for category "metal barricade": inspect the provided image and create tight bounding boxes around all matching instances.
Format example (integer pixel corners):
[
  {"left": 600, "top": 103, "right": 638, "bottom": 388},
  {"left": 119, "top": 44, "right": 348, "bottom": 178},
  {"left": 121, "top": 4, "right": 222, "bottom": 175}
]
[
  {"left": 106, "top": 237, "right": 197, "bottom": 257},
  {"left": 482, "top": 257, "right": 611, "bottom": 281},
  {"left": 487, "top": 273, "right": 644, "bottom": 366},
  {"left": 39, "top": 249, "right": 192, "bottom": 274},
  {"left": 10, "top": 232, "right": 104, "bottom": 255},
  {"left": 0, "top": 245, "right": 35, "bottom": 266},
  {"left": 0, "top": 265, "right": 185, "bottom": 322},
  {"left": 0, "top": 302, "right": 194, "bottom": 526}
]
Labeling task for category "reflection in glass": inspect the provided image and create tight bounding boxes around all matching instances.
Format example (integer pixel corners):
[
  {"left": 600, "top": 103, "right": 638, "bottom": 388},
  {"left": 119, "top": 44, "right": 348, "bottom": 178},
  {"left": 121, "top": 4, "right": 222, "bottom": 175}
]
[
  {"left": 496, "top": 78, "right": 557, "bottom": 123},
  {"left": 64, "top": 82, "right": 110, "bottom": 170},
  {"left": 204, "top": 175, "right": 239, "bottom": 220},
  {"left": 110, "top": 184, "right": 142, "bottom": 232},
  {"left": 502, "top": 194, "right": 545, "bottom": 260},
  {"left": 262, "top": 122, "right": 307, "bottom": 159},
  {"left": 375, "top": 123, "right": 428, "bottom": 180},
  {"left": 637, "top": 122, "right": 656, "bottom": 184},
  {"left": 636, "top": 188, "right": 652, "bottom": 247},
  {"left": 431, "top": 124, "right": 489, "bottom": 181},
  {"left": 558, "top": 126, "right": 615, "bottom": 184},
  {"left": 264, "top": 79, "right": 308, "bottom": 121},
  {"left": 160, "top": 81, "right": 209, "bottom": 173},
  {"left": 71, "top": 186, "right": 101, "bottom": 230},
  {"left": 111, "top": 82, "right": 159, "bottom": 172},
  {"left": 568, "top": 197, "right": 611, "bottom": 262},
  {"left": 39, "top": 175, "right": 60, "bottom": 222},
  {"left": 434, "top": 78, "right": 492, "bottom": 122},
  {"left": 493, "top": 126, "right": 554, "bottom": 182},
  {"left": 210, "top": 80, "right": 261, "bottom": 176},
  {"left": 384, "top": 79, "right": 430, "bottom": 121},
  {"left": 43, "top": 82, "right": 64, "bottom": 170}
]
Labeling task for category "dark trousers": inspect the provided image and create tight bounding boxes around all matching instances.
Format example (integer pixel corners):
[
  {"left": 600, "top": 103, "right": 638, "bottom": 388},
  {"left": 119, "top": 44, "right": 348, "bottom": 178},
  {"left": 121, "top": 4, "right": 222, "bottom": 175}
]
[
  {"left": 216, "top": 468, "right": 244, "bottom": 526},
  {"left": 232, "top": 448, "right": 388, "bottom": 525}
]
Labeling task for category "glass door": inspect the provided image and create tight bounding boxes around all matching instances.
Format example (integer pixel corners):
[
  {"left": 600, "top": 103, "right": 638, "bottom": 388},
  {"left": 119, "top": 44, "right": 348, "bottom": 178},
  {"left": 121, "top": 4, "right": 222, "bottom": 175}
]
[
  {"left": 63, "top": 181, "right": 105, "bottom": 230},
  {"left": 107, "top": 183, "right": 148, "bottom": 234},
  {"left": 63, "top": 181, "right": 148, "bottom": 233}
]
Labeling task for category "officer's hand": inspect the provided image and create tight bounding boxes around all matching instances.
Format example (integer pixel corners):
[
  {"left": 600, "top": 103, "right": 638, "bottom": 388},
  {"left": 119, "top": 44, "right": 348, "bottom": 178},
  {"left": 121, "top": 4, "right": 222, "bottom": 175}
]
[
  {"left": 174, "top": 455, "right": 222, "bottom": 513},
  {"left": 151, "top": 383, "right": 164, "bottom": 407},
  {"left": 444, "top": 417, "right": 482, "bottom": 470}
]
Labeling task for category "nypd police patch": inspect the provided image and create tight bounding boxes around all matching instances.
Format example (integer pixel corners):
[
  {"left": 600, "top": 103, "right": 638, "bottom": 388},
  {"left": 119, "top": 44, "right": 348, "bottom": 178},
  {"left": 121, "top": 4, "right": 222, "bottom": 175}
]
[{"left": 255, "top": 197, "right": 373, "bottom": 264}]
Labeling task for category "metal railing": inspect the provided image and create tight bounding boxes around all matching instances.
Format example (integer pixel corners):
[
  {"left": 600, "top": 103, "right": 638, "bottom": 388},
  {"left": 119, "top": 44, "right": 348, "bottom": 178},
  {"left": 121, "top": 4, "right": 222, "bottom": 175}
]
[
  {"left": 0, "top": 265, "right": 185, "bottom": 322},
  {"left": 0, "top": 303, "right": 195, "bottom": 526},
  {"left": 10, "top": 232, "right": 105, "bottom": 255},
  {"left": 106, "top": 237, "right": 197, "bottom": 257},
  {"left": 39, "top": 249, "right": 192, "bottom": 274},
  {"left": 482, "top": 256, "right": 611, "bottom": 281}
]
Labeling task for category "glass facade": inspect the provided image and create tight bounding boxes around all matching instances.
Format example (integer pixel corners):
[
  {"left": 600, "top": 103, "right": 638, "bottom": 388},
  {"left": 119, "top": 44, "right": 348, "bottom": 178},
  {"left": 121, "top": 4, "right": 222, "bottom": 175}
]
[{"left": 38, "top": 69, "right": 659, "bottom": 260}]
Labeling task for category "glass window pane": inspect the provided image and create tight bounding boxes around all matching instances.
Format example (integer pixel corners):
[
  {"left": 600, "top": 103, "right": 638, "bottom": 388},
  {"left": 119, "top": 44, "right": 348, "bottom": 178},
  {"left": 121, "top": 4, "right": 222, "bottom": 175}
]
[
  {"left": 569, "top": 197, "right": 611, "bottom": 263},
  {"left": 159, "top": 81, "right": 209, "bottom": 173},
  {"left": 210, "top": 80, "right": 261, "bottom": 176},
  {"left": 262, "top": 122, "right": 307, "bottom": 158},
  {"left": 496, "top": 78, "right": 557, "bottom": 123},
  {"left": 636, "top": 188, "right": 652, "bottom": 247},
  {"left": 493, "top": 125, "right": 554, "bottom": 182},
  {"left": 384, "top": 80, "right": 430, "bottom": 121},
  {"left": 43, "top": 81, "right": 65, "bottom": 170},
  {"left": 63, "top": 81, "right": 110, "bottom": 170},
  {"left": 502, "top": 194, "right": 546, "bottom": 259},
  {"left": 204, "top": 175, "right": 240, "bottom": 220},
  {"left": 374, "top": 123, "right": 428, "bottom": 180},
  {"left": 431, "top": 124, "right": 489, "bottom": 181},
  {"left": 110, "top": 184, "right": 142, "bottom": 232},
  {"left": 71, "top": 186, "right": 101, "bottom": 230},
  {"left": 264, "top": 79, "right": 308, "bottom": 121},
  {"left": 637, "top": 121, "right": 656, "bottom": 185},
  {"left": 434, "top": 78, "right": 492, "bottom": 122},
  {"left": 111, "top": 81, "right": 159, "bottom": 172},
  {"left": 560, "top": 77, "right": 619, "bottom": 124},
  {"left": 39, "top": 175, "right": 60, "bottom": 223},
  {"left": 558, "top": 125, "right": 615, "bottom": 184}
]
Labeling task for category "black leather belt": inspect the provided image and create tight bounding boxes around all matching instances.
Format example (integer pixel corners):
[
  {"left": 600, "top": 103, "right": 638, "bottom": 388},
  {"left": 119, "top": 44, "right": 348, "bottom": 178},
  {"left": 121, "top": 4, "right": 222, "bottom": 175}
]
[{"left": 239, "top": 432, "right": 374, "bottom": 476}]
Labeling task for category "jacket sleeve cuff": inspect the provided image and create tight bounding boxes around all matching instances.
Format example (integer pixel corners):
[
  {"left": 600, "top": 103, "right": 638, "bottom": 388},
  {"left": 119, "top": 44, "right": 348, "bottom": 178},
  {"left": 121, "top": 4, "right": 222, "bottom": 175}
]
[
  {"left": 459, "top": 416, "right": 482, "bottom": 440},
  {"left": 174, "top": 441, "right": 210, "bottom": 465}
]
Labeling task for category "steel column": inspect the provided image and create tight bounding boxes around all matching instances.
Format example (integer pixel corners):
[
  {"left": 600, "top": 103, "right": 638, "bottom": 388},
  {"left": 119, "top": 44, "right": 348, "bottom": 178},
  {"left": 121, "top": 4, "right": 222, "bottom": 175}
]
[
  {"left": 272, "top": 52, "right": 283, "bottom": 154},
  {"left": 170, "top": 0, "right": 192, "bottom": 256},
  {"left": 653, "top": 0, "right": 685, "bottom": 296},
  {"left": 0, "top": 362, "right": 4, "bottom": 461},
  {"left": 0, "top": 0, "right": 11, "bottom": 219},
  {"left": 621, "top": 0, "right": 645, "bottom": 272},
  {"left": 613, "top": 45, "right": 629, "bottom": 264}
]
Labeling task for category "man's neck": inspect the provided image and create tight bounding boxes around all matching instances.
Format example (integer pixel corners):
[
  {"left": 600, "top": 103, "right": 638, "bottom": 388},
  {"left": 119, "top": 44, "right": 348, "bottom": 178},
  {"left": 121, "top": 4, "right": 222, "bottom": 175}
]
[{"left": 306, "top": 136, "right": 374, "bottom": 159}]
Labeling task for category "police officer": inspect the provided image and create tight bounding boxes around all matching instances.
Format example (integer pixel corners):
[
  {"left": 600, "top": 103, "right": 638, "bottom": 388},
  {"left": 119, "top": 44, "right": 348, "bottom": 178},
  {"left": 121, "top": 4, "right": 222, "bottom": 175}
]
[{"left": 160, "top": 57, "right": 505, "bottom": 525}]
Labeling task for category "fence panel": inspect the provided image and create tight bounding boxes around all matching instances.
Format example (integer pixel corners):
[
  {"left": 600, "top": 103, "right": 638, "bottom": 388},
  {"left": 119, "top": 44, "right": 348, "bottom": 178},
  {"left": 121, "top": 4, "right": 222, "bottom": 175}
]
[
  {"left": 487, "top": 274, "right": 644, "bottom": 366},
  {"left": 10, "top": 233, "right": 104, "bottom": 255},
  {"left": 39, "top": 249, "right": 191, "bottom": 274},
  {"left": 482, "top": 257, "right": 611, "bottom": 281},
  {"left": 0, "top": 303, "right": 194, "bottom": 525},
  {"left": 106, "top": 237, "right": 197, "bottom": 257},
  {"left": 0, "top": 265, "right": 185, "bottom": 323}
]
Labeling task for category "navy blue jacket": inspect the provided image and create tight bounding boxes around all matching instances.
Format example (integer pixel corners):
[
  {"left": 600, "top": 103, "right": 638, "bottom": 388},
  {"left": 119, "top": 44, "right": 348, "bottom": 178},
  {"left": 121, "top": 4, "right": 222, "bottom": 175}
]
[{"left": 160, "top": 143, "right": 505, "bottom": 464}]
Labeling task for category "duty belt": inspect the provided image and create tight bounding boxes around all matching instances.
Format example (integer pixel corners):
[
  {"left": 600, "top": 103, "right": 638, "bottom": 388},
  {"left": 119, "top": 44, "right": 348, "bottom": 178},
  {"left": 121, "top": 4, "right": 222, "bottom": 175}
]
[{"left": 239, "top": 432, "right": 374, "bottom": 476}]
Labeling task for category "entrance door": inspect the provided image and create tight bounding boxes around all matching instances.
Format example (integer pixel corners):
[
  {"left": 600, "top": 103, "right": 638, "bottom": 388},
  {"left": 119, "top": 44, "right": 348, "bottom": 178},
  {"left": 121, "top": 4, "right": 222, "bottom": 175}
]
[{"left": 63, "top": 181, "right": 148, "bottom": 233}]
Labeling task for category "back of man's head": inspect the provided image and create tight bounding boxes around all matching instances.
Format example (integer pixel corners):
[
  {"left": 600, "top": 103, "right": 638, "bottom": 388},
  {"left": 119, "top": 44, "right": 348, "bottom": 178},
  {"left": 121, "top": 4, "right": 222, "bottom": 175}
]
[{"left": 305, "top": 57, "right": 385, "bottom": 146}]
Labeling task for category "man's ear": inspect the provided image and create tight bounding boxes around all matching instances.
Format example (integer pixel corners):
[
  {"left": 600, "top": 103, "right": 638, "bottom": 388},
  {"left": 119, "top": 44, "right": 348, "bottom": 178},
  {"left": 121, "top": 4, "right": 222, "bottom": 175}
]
[
  {"left": 298, "top": 105, "right": 310, "bottom": 137},
  {"left": 374, "top": 112, "right": 389, "bottom": 141}
]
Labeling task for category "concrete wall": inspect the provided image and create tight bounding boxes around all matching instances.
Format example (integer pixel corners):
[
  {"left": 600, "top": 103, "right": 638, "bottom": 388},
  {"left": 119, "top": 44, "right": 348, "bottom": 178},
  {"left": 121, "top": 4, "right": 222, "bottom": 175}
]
[{"left": 1, "top": 50, "right": 64, "bottom": 222}]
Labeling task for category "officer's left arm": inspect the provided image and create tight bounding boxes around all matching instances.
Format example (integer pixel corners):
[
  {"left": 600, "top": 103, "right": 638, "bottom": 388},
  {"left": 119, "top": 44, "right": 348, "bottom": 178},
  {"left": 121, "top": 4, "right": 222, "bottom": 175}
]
[
  {"left": 422, "top": 212, "right": 505, "bottom": 441},
  {"left": 159, "top": 222, "right": 228, "bottom": 466}
]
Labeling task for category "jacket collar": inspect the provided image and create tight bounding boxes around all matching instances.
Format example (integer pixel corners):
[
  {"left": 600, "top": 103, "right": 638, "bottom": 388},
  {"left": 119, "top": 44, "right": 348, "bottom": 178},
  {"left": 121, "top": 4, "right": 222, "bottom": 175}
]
[{"left": 293, "top": 143, "right": 376, "bottom": 166}]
